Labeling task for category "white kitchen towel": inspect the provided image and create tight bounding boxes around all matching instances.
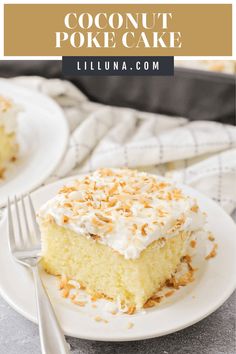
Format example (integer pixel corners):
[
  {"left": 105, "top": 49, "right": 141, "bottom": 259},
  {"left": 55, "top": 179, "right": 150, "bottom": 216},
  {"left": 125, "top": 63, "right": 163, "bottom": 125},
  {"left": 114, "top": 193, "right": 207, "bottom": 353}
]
[{"left": 12, "top": 76, "right": 236, "bottom": 214}]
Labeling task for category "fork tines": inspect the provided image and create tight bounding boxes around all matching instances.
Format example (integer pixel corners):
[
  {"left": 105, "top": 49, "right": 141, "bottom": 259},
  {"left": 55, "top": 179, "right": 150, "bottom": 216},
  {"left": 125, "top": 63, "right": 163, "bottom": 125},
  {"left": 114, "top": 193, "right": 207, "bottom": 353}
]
[{"left": 7, "top": 195, "right": 40, "bottom": 253}]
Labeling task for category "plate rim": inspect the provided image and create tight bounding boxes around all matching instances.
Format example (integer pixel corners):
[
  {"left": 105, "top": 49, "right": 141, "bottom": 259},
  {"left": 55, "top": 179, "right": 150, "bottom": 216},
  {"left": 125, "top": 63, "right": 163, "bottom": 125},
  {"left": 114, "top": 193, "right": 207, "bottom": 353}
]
[
  {"left": 0, "top": 177, "right": 236, "bottom": 341},
  {"left": 0, "top": 79, "right": 69, "bottom": 207}
]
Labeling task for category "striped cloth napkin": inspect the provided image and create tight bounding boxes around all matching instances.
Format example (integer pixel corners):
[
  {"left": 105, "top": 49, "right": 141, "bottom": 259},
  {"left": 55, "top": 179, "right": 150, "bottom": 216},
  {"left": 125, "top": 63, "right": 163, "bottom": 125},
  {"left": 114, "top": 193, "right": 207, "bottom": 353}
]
[{"left": 11, "top": 76, "right": 236, "bottom": 215}]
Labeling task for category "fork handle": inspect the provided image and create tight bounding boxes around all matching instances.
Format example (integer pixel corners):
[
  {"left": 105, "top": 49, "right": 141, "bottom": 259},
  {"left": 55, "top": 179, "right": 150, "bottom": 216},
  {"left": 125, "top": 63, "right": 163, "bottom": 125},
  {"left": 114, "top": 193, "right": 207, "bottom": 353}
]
[{"left": 32, "top": 266, "right": 70, "bottom": 354}]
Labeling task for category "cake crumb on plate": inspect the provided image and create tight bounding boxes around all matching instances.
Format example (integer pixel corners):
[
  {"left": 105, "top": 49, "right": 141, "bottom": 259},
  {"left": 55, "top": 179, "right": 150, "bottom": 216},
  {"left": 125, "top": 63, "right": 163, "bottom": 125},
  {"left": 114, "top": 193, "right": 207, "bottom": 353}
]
[{"left": 127, "top": 322, "right": 134, "bottom": 329}]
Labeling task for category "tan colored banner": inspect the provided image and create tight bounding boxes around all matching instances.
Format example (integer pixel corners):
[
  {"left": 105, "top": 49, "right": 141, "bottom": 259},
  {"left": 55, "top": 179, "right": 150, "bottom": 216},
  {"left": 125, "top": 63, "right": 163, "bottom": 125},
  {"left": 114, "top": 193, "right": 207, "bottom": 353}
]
[{"left": 4, "top": 4, "right": 232, "bottom": 56}]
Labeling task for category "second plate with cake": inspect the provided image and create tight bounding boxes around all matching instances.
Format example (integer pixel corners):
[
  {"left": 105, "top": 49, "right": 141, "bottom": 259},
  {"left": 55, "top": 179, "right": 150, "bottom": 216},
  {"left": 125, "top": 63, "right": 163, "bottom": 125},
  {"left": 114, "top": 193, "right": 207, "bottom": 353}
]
[{"left": 0, "top": 79, "right": 69, "bottom": 208}]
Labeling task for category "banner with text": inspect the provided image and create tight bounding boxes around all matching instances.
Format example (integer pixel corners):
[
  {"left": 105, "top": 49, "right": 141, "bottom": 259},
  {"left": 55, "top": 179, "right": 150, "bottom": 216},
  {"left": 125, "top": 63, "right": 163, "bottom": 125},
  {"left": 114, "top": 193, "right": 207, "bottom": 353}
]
[{"left": 4, "top": 4, "right": 232, "bottom": 56}]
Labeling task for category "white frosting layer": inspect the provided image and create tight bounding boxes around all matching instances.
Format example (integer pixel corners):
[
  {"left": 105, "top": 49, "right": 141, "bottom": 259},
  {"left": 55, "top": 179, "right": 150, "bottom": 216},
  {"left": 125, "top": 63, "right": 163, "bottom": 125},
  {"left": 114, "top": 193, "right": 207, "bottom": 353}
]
[
  {"left": 38, "top": 169, "right": 206, "bottom": 259},
  {"left": 0, "top": 96, "right": 20, "bottom": 133}
]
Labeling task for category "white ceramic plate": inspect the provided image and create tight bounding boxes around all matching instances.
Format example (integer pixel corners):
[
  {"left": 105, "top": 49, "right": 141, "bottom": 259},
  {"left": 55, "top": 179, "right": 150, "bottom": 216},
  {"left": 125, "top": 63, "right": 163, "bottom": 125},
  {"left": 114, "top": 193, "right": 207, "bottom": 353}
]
[
  {"left": 0, "top": 80, "right": 69, "bottom": 207},
  {"left": 0, "top": 177, "right": 235, "bottom": 341}
]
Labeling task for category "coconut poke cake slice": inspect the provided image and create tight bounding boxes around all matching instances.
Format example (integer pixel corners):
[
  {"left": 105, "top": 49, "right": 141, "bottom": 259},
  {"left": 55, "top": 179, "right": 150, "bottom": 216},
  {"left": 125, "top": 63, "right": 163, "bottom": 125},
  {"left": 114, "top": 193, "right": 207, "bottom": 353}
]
[
  {"left": 0, "top": 96, "right": 19, "bottom": 178},
  {"left": 38, "top": 168, "right": 206, "bottom": 311}
]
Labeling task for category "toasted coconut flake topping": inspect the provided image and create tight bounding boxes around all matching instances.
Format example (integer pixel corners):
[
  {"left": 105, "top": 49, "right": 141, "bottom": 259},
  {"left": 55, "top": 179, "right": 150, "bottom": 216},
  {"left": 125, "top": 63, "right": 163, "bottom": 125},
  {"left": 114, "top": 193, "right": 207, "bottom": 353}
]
[
  {"left": 205, "top": 243, "right": 218, "bottom": 260},
  {"left": 191, "top": 205, "right": 199, "bottom": 213},
  {"left": 190, "top": 240, "right": 197, "bottom": 248},
  {"left": 38, "top": 168, "right": 206, "bottom": 259},
  {"left": 165, "top": 290, "right": 175, "bottom": 297},
  {"left": 62, "top": 215, "right": 69, "bottom": 224},
  {"left": 141, "top": 223, "right": 148, "bottom": 236},
  {"left": 125, "top": 306, "right": 136, "bottom": 315},
  {"left": 208, "top": 233, "right": 215, "bottom": 242}
]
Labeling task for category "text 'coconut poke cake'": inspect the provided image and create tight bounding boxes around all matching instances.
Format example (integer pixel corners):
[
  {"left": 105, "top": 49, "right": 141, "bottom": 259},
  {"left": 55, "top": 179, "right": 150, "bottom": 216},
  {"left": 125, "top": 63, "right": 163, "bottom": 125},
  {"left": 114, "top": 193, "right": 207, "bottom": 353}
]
[
  {"left": 38, "top": 168, "right": 206, "bottom": 311},
  {"left": 0, "top": 96, "right": 19, "bottom": 178}
]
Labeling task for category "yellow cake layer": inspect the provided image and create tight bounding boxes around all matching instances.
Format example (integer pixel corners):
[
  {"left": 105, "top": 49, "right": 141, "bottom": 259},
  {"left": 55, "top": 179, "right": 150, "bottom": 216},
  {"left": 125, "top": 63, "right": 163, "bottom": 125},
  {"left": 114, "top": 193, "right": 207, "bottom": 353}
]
[
  {"left": 0, "top": 126, "right": 18, "bottom": 177},
  {"left": 40, "top": 221, "right": 189, "bottom": 309}
]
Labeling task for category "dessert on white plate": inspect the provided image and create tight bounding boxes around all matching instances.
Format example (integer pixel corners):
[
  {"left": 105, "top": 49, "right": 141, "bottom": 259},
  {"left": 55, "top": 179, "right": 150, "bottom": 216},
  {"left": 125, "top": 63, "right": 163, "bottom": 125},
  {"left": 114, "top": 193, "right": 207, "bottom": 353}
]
[
  {"left": 1, "top": 172, "right": 235, "bottom": 341},
  {"left": 0, "top": 95, "right": 20, "bottom": 178},
  {"left": 38, "top": 168, "right": 206, "bottom": 312},
  {"left": 0, "top": 79, "right": 69, "bottom": 208}
]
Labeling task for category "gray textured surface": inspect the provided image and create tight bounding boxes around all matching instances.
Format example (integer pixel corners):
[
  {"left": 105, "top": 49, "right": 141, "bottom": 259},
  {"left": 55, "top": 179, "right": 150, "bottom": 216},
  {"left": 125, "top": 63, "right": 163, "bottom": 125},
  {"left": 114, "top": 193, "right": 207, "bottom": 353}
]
[{"left": 0, "top": 292, "right": 235, "bottom": 354}]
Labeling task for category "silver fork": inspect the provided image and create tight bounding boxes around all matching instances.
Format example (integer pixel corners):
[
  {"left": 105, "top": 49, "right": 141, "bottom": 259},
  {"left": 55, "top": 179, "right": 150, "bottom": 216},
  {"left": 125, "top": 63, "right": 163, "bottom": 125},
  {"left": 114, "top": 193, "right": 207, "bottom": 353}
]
[{"left": 8, "top": 195, "right": 70, "bottom": 354}]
